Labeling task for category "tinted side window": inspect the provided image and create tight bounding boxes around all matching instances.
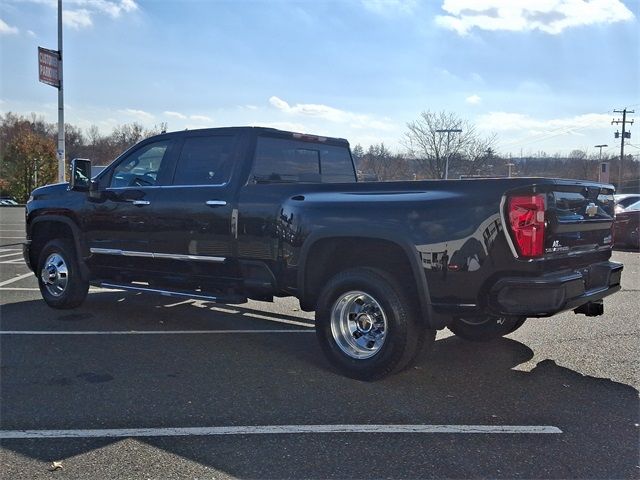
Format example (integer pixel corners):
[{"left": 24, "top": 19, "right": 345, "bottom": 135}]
[
  {"left": 320, "top": 145, "right": 356, "bottom": 183},
  {"left": 173, "top": 136, "right": 235, "bottom": 186},
  {"left": 110, "top": 141, "right": 170, "bottom": 188},
  {"left": 252, "top": 137, "right": 320, "bottom": 182},
  {"left": 252, "top": 137, "right": 355, "bottom": 183}
]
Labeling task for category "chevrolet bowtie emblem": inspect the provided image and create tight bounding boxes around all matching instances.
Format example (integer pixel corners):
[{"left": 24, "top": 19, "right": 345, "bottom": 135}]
[{"left": 585, "top": 202, "right": 598, "bottom": 217}]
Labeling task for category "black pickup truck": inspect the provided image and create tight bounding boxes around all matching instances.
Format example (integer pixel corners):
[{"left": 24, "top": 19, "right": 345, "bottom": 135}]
[{"left": 24, "top": 127, "right": 623, "bottom": 380}]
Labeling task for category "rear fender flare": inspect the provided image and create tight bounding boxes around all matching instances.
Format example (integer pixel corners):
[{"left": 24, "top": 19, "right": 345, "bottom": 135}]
[{"left": 297, "top": 229, "right": 443, "bottom": 329}]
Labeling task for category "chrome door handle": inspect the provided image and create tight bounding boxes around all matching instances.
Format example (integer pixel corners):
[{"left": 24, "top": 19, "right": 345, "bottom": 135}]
[
  {"left": 132, "top": 200, "right": 150, "bottom": 206},
  {"left": 205, "top": 200, "right": 227, "bottom": 207}
]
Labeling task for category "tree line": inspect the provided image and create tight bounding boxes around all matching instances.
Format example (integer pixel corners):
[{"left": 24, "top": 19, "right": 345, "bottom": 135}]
[
  {"left": 1, "top": 110, "right": 638, "bottom": 202},
  {"left": 0, "top": 112, "right": 165, "bottom": 201}
]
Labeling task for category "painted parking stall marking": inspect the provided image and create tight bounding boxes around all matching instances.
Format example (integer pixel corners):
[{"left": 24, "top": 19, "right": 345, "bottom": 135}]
[
  {"left": 0, "top": 424, "right": 562, "bottom": 439},
  {"left": 0, "top": 329, "right": 313, "bottom": 335},
  {"left": 0, "top": 273, "right": 34, "bottom": 287}
]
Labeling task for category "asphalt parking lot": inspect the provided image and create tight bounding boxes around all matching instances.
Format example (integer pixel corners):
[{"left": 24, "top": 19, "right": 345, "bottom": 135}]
[{"left": 0, "top": 206, "right": 638, "bottom": 479}]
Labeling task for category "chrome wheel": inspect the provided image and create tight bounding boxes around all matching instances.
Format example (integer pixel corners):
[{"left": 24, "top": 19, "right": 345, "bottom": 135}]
[
  {"left": 40, "top": 253, "right": 69, "bottom": 297},
  {"left": 330, "top": 291, "right": 388, "bottom": 359}
]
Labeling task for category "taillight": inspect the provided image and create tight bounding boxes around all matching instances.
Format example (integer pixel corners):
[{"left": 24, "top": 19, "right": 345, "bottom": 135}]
[{"left": 507, "top": 194, "right": 546, "bottom": 258}]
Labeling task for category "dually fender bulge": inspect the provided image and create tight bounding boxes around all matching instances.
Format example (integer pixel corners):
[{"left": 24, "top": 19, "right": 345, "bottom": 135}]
[{"left": 296, "top": 228, "right": 445, "bottom": 329}]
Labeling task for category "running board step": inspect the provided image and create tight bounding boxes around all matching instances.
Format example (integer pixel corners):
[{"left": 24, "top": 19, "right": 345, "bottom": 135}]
[{"left": 95, "top": 282, "right": 247, "bottom": 304}]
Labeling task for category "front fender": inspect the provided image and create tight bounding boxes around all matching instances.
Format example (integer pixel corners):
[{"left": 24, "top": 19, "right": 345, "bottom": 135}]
[{"left": 28, "top": 214, "right": 90, "bottom": 280}]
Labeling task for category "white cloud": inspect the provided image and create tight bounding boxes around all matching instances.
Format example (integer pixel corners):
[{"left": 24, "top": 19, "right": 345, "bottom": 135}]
[
  {"left": 361, "top": 0, "right": 418, "bottom": 14},
  {"left": 436, "top": 0, "right": 635, "bottom": 35},
  {"left": 26, "top": 29, "right": 37, "bottom": 37},
  {"left": 470, "top": 72, "right": 484, "bottom": 83},
  {"left": 477, "top": 111, "right": 610, "bottom": 132},
  {"left": 189, "top": 115, "right": 212, "bottom": 123},
  {"left": 119, "top": 108, "right": 154, "bottom": 121},
  {"left": 0, "top": 18, "right": 19, "bottom": 35},
  {"left": 163, "top": 111, "right": 212, "bottom": 123},
  {"left": 164, "top": 111, "right": 187, "bottom": 120},
  {"left": 268, "top": 96, "right": 396, "bottom": 131},
  {"left": 88, "top": 0, "right": 138, "bottom": 18},
  {"left": 257, "top": 121, "right": 308, "bottom": 133},
  {"left": 12, "top": 0, "right": 138, "bottom": 30},
  {"left": 63, "top": 9, "right": 93, "bottom": 29},
  {"left": 466, "top": 94, "right": 482, "bottom": 105}
]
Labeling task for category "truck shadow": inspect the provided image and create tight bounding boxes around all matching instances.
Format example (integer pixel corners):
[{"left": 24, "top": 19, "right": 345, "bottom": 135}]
[{"left": 1, "top": 293, "right": 638, "bottom": 479}]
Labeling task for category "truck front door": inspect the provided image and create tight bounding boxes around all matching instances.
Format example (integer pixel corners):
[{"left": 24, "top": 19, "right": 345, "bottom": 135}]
[{"left": 85, "top": 138, "right": 177, "bottom": 275}]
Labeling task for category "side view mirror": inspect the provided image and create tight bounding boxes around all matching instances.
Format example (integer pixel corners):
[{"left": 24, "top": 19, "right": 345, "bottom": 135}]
[{"left": 70, "top": 158, "right": 92, "bottom": 191}]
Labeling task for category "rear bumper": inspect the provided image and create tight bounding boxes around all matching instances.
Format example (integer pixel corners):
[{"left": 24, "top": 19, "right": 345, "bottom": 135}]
[{"left": 489, "top": 261, "right": 623, "bottom": 317}]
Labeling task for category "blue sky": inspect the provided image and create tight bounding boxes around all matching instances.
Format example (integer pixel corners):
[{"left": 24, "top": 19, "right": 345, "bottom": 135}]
[{"left": 1, "top": 0, "right": 638, "bottom": 157}]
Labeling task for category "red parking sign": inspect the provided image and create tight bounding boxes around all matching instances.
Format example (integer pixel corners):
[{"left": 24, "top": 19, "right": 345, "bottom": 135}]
[{"left": 38, "top": 47, "right": 60, "bottom": 88}]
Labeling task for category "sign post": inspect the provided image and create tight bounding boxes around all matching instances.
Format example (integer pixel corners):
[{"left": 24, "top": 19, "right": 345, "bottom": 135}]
[{"left": 37, "top": 0, "right": 65, "bottom": 183}]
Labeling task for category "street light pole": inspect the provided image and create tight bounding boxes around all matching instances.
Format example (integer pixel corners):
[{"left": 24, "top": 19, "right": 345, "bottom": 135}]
[
  {"left": 57, "top": 0, "right": 65, "bottom": 183},
  {"left": 594, "top": 144, "right": 608, "bottom": 161},
  {"left": 506, "top": 162, "right": 514, "bottom": 178},
  {"left": 435, "top": 128, "right": 462, "bottom": 179}
]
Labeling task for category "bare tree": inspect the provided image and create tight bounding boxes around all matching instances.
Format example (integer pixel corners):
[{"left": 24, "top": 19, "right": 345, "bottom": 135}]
[
  {"left": 403, "top": 110, "right": 497, "bottom": 179},
  {"left": 358, "top": 143, "right": 413, "bottom": 181}
]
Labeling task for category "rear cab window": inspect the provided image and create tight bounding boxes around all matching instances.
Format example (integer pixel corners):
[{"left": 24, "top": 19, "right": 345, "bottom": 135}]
[
  {"left": 251, "top": 136, "right": 356, "bottom": 183},
  {"left": 172, "top": 135, "right": 236, "bottom": 186}
]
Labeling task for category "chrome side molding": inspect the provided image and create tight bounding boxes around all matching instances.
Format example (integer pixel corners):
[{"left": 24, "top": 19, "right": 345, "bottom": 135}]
[{"left": 90, "top": 248, "right": 225, "bottom": 263}]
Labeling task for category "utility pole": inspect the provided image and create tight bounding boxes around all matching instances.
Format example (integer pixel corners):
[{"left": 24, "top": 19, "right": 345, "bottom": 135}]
[
  {"left": 57, "top": 0, "right": 65, "bottom": 183},
  {"left": 435, "top": 128, "right": 462, "bottom": 179},
  {"left": 611, "top": 108, "right": 634, "bottom": 192}
]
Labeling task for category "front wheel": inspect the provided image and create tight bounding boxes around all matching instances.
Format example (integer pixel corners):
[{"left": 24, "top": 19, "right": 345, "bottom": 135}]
[
  {"left": 37, "top": 239, "right": 89, "bottom": 309},
  {"left": 315, "top": 267, "right": 434, "bottom": 381},
  {"left": 448, "top": 315, "right": 526, "bottom": 342}
]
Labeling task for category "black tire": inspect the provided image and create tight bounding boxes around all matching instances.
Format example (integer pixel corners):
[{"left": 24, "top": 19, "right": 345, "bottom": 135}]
[
  {"left": 37, "top": 239, "right": 89, "bottom": 309},
  {"left": 448, "top": 315, "right": 525, "bottom": 342},
  {"left": 315, "top": 267, "right": 434, "bottom": 381}
]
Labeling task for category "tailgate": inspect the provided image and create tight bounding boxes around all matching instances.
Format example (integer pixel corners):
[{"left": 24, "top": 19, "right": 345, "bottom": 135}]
[
  {"left": 545, "top": 184, "right": 615, "bottom": 255},
  {"left": 502, "top": 181, "right": 615, "bottom": 259}
]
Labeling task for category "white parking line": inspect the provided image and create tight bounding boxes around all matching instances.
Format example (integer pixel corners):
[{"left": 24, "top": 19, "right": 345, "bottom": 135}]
[
  {"left": 0, "top": 252, "right": 23, "bottom": 258},
  {"left": 0, "top": 424, "right": 563, "bottom": 439},
  {"left": 243, "top": 312, "right": 314, "bottom": 328},
  {"left": 0, "top": 273, "right": 34, "bottom": 286},
  {"left": 0, "top": 329, "right": 313, "bottom": 335}
]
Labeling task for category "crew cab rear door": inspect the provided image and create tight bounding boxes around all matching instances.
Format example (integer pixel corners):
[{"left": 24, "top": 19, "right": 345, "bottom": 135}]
[{"left": 150, "top": 131, "right": 244, "bottom": 280}]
